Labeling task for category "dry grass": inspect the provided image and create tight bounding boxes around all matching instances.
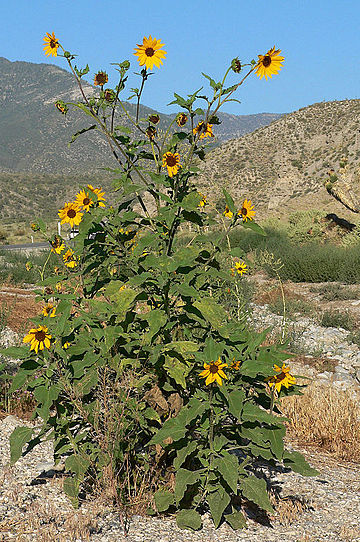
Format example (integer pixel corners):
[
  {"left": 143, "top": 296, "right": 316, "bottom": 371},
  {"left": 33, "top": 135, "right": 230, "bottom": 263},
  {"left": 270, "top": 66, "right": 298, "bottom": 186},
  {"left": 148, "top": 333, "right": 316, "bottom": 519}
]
[
  {"left": 281, "top": 382, "right": 360, "bottom": 462},
  {"left": 270, "top": 492, "right": 310, "bottom": 526}
]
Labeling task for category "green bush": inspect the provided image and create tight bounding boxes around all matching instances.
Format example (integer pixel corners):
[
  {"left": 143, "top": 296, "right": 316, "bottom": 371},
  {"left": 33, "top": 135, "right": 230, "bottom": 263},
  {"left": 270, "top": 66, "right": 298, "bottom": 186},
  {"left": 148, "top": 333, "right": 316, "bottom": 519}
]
[{"left": 1, "top": 34, "right": 316, "bottom": 532}]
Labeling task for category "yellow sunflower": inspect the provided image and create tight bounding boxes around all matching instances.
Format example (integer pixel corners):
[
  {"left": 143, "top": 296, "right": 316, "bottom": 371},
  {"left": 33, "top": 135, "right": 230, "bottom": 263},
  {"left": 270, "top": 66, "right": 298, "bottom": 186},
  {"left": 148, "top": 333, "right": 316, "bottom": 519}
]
[
  {"left": 224, "top": 205, "right": 233, "bottom": 219},
  {"left": 255, "top": 46, "right": 284, "bottom": 80},
  {"left": 176, "top": 113, "right": 188, "bottom": 127},
  {"left": 94, "top": 71, "right": 108, "bottom": 86},
  {"left": 23, "top": 325, "right": 51, "bottom": 354},
  {"left": 58, "top": 202, "right": 83, "bottom": 228},
  {"left": 238, "top": 199, "right": 256, "bottom": 222},
  {"left": 231, "top": 261, "right": 247, "bottom": 276},
  {"left": 134, "top": 35, "right": 167, "bottom": 70},
  {"left": 267, "top": 363, "right": 296, "bottom": 393},
  {"left": 162, "top": 152, "right": 181, "bottom": 177},
  {"left": 43, "top": 32, "right": 60, "bottom": 57},
  {"left": 42, "top": 303, "right": 56, "bottom": 318},
  {"left": 87, "top": 184, "right": 106, "bottom": 207},
  {"left": 193, "top": 121, "right": 214, "bottom": 140},
  {"left": 198, "top": 193, "right": 207, "bottom": 207},
  {"left": 50, "top": 235, "right": 65, "bottom": 254},
  {"left": 75, "top": 189, "right": 95, "bottom": 212},
  {"left": 199, "top": 357, "right": 228, "bottom": 386},
  {"left": 63, "top": 249, "right": 78, "bottom": 268}
]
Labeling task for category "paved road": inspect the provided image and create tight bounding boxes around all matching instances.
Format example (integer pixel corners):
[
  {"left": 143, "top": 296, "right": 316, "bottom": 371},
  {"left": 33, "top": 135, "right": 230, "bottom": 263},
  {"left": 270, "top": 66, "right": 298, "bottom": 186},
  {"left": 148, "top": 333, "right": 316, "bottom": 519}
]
[{"left": 0, "top": 242, "right": 49, "bottom": 251}]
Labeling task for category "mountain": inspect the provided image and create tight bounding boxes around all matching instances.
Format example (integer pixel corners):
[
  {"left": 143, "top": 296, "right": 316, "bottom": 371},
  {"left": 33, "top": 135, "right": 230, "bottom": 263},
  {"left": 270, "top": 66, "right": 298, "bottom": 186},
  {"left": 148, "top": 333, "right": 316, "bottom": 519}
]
[
  {"left": 197, "top": 99, "right": 360, "bottom": 218},
  {"left": 0, "top": 57, "right": 282, "bottom": 174}
]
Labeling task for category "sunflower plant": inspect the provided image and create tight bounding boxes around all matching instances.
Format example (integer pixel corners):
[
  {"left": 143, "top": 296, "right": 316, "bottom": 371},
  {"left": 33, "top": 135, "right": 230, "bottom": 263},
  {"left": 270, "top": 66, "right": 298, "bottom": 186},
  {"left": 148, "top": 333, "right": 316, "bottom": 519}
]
[{"left": 1, "top": 34, "right": 317, "bottom": 531}]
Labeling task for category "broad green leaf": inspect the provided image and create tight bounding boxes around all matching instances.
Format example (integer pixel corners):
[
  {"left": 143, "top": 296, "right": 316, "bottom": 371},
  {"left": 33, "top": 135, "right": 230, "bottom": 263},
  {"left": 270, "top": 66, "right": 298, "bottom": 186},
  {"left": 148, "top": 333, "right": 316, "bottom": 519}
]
[
  {"left": 194, "top": 297, "right": 228, "bottom": 333},
  {"left": 214, "top": 452, "right": 239, "bottom": 493},
  {"left": 149, "top": 416, "right": 187, "bottom": 445},
  {"left": 174, "top": 440, "right": 198, "bottom": 470},
  {"left": 154, "top": 489, "right": 174, "bottom": 512},
  {"left": 9, "top": 370, "right": 29, "bottom": 393},
  {"left": 242, "top": 402, "right": 285, "bottom": 425},
  {"left": 10, "top": 426, "right": 34, "bottom": 464},
  {"left": 63, "top": 477, "right": 80, "bottom": 508},
  {"left": 0, "top": 346, "right": 30, "bottom": 359},
  {"left": 225, "top": 509, "right": 247, "bottom": 530},
  {"left": 283, "top": 451, "right": 319, "bottom": 476},
  {"left": 175, "top": 468, "right": 202, "bottom": 504},
  {"left": 242, "top": 220, "right": 266, "bottom": 236},
  {"left": 141, "top": 309, "right": 167, "bottom": 343},
  {"left": 222, "top": 188, "right": 236, "bottom": 214},
  {"left": 163, "top": 356, "right": 190, "bottom": 388},
  {"left": 213, "top": 434, "right": 228, "bottom": 452},
  {"left": 228, "top": 389, "right": 245, "bottom": 420},
  {"left": 65, "top": 454, "right": 90, "bottom": 477},
  {"left": 160, "top": 341, "right": 198, "bottom": 355},
  {"left": 176, "top": 509, "right": 202, "bottom": 531},
  {"left": 262, "top": 425, "right": 286, "bottom": 460},
  {"left": 208, "top": 485, "right": 231, "bottom": 528},
  {"left": 240, "top": 475, "right": 273, "bottom": 513},
  {"left": 177, "top": 397, "right": 207, "bottom": 426}
]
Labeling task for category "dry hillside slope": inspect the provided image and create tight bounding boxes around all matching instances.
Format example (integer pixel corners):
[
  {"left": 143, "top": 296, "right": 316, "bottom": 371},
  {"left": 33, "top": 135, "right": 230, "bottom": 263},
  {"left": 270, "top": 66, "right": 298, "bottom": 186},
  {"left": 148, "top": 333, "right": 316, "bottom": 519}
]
[{"left": 198, "top": 99, "right": 360, "bottom": 217}]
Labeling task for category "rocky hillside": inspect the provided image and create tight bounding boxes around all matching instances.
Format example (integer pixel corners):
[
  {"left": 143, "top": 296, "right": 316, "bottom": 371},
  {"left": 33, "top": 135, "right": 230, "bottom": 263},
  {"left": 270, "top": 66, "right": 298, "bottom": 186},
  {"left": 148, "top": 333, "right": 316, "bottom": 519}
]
[
  {"left": 198, "top": 99, "right": 360, "bottom": 217},
  {"left": 0, "top": 57, "right": 281, "bottom": 174}
]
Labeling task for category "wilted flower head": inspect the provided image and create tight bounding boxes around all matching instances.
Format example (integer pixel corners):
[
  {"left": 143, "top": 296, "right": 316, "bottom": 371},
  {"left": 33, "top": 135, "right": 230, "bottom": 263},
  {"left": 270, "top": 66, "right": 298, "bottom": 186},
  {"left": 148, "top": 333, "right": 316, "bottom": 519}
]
[
  {"left": 231, "top": 57, "right": 242, "bottom": 73},
  {"left": 94, "top": 71, "right": 108, "bottom": 86},
  {"left": 176, "top": 112, "right": 188, "bottom": 127},
  {"left": 148, "top": 113, "right": 160, "bottom": 125}
]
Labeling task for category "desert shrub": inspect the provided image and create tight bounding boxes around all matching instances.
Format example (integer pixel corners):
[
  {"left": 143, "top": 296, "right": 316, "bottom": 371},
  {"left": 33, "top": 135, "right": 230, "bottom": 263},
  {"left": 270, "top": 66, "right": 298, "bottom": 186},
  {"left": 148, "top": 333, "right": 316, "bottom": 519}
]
[
  {"left": 1, "top": 35, "right": 316, "bottom": 532},
  {"left": 319, "top": 310, "right": 354, "bottom": 331}
]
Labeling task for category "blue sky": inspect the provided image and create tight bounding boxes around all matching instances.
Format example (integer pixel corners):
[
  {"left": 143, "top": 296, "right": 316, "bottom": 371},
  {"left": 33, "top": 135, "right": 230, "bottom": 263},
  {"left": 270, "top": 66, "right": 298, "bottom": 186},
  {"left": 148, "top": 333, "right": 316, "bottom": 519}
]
[{"left": 1, "top": 0, "right": 359, "bottom": 115}]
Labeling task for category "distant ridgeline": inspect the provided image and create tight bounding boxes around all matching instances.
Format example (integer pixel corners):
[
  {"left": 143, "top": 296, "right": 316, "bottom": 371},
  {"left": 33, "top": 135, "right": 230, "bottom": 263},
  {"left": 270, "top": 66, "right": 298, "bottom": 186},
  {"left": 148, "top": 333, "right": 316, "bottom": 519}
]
[{"left": 0, "top": 56, "right": 282, "bottom": 175}]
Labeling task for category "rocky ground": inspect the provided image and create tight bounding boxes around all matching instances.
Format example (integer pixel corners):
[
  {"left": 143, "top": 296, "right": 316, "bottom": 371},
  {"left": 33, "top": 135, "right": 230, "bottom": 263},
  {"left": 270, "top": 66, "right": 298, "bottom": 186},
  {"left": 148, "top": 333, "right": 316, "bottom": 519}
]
[{"left": 0, "top": 280, "right": 360, "bottom": 541}]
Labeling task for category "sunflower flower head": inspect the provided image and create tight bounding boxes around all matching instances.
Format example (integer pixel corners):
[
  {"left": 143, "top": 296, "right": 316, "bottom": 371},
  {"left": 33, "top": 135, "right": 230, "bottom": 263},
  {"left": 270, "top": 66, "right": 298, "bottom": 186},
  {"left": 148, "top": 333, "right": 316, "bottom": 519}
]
[
  {"left": 42, "top": 303, "right": 56, "bottom": 318},
  {"left": 267, "top": 363, "right": 296, "bottom": 394},
  {"left": 199, "top": 357, "right": 228, "bottom": 386},
  {"left": 55, "top": 100, "right": 68, "bottom": 115},
  {"left": 224, "top": 205, "right": 233, "bottom": 219},
  {"left": 231, "top": 261, "right": 247, "bottom": 276},
  {"left": 43, "top": 32, "right": 60, "bottom": 57},
  {"left": 193, "top": 121, "right": 214, "bottom": 140},
  {"left": 198, "top": 193, "right": 207, "bottom": 208},
  {"left": 103, "top": 89, "right": 116, "bottom": 102},
  {"left": 238, "top": 199, "right": 256, "bottom": 222},
  {"left": 146, "top": 126, "right": 157, "bottom": 140},
  {"left": 255, "top": 46, "right": 284, "bottom": 80},
  {"left": 231, "top": 58, "right": 242, "bottom": 73},
  {"left": 162, "top": 152, "right": 181, "bottom": 178},
  {"left": 63, "top": 249, "right": 78, "bottom": 268},
  {"left": 176, "top": 113, "right": 188, "bottom": 127},
  {"left": 87, "top": 184, "right": 106, "bottom": 207},
  {"left": 50, "top": 235, "right": 65, "bottom": 254},
  {"left": 58, "top": 202, "right": 83, "bottom": 228},
  {"left": 23, "top": 325, "right": 51, "bottom": 354},
  {"left": 148, "top": 113, "right": 160, "bottom": 125},
  {"left": 25, "top": 261, "right": 33, "bottom": 272},
  {"left": 94, "top": 71, "right": 108, "bottom": 86},
  {"left": 75, "top": 189, "right": 95, "bottom": 212},
  {"left": 134, "top": 35, "right": 167, "bottom": 70}
]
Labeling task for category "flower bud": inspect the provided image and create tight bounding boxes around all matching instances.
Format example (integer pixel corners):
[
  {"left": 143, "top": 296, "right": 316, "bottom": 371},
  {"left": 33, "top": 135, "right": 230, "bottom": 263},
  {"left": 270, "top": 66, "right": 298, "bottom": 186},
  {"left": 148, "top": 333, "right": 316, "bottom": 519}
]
[
  {"left": 146, "top": 126, "right": 157, "bottom": 140},
  {"left": 103, "top": 89, "right": 116, "bottom": 102},
  {"left": 55, "top": 100, "right": 68, "bottom": 115},
  {"left": 176, "top": 113, "right": 188, "bottom": 127},
  {"left": 25, "top": 261, "right": 33, "bottom": 271},
  {"left": 148, "top": 114, "right": 160, "bottom": 125},
  {"left": 231, "top": 58, "right": 242, "bottom": 73},
  {"left": 30, "top": 222, "right": 40, "bottom": 232}
]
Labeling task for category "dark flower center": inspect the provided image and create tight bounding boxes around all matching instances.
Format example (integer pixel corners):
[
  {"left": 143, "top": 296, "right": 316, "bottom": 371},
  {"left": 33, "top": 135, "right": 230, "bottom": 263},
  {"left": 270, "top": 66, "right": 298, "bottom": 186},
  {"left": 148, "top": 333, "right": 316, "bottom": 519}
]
[
  {"left": 209, "top": 363, "right": 219, "bottom": 374},
  {"left": 241, "top": 206, "right": 247, "bottom": 215},
  {"left": 67, "top": 209, "right": 76, "bottom": 218},
  {"left": 145, "top": 47, "right": 155, "bottom": 57},
  {"left": 35, "top": 330, "right": 46, "bottom": 341},
  {"left": 166, "top": 155, "right": 177, "bottom": 167},
  {"left": 83, "top": 197, "right": 91, "bottom": 206},
  {"left": 50, "top": 39, "right": 57, "bottom": 48},
  {"left": 262, "top": 55, "right": 272, "bottom": 67}
]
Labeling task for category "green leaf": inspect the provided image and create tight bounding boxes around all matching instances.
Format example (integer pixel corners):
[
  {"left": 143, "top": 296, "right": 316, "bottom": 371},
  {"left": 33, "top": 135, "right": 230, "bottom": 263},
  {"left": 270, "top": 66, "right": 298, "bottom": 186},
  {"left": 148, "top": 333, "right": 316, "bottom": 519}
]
[
  {"left": 174, "top": 441, "right": 198, "bottom": 470},
  {"left": 242, "top": 402, "right": 284, "bottom": 425},
  {"left": 63, "top": 477, "right": 80, "bottom": 508},
  {"left": 141, "top": 309, "right": 167, "bottom": 343},
  {"left": 160, "top": 341, "right": 198, "bottom": 355},
  {"left": 214, "top": 452, "right": 239, "bottom": 493},
  {"left": 222, "top": 188, "right": 236, "bottom": 214},
  {"left": 225, "top": 509, "right": 247, "bottom": 530},
  {"left": 0, "top": 346, "right": 29, "bottom": 359},
  {"left": 208, "top": 485, "right": 231, "bottom": 528},
  {"left": 240, "top": 475, "right": 273, "bottom": 513},
  {"left": 194, "top": 297, "right": 228, "bottom": 333},
  {"left": 163, "top": 357, "right": 190, "bottom": 389},
  {"left": 9, "top": 370, "right": 29, "bottom": 393},
  {"left": 68, "top": 124, "right": 96, "bottom": 147},
  {"left": 175, "top": 468, "right": 202, "bottom": 504},
  {"left": 65, "top": 454, "right": 90, "bottom": 477},
  {"left": 228, "top": 389, "right": 245, "bottom": 420},
  {"left": 263, "top": 425, "right": 286, "bottom": 460},
  {"left": 154, "top": 490, "right": 174, "bottom": 512},
  {"left": 10, "top": 426, "right": 34, "bottom": 464},
  {"left": 149, "top": 416, "right": 187, "bottom": 445},
  {"left": 242, "top": 220, "right": 266, "bottom": 236},
  {"left": 283, "top": 451, "right": 319, "bottom": 476},
  {"left": 176, "top": 509, "right": 202, "bottom": 531}
]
